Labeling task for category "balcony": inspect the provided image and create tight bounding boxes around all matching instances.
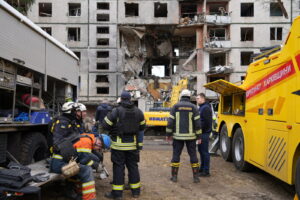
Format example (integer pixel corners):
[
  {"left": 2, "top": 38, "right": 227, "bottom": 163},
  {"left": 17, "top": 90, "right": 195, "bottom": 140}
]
[
  {"left": 179, "top": 13, "right": 231, "bottom": 27},
  {"left": 205, "top": 14, "right": 231, "bottom": 25},
  {"left": 205, "top": 37, "right": 231, "bottom": 52}
]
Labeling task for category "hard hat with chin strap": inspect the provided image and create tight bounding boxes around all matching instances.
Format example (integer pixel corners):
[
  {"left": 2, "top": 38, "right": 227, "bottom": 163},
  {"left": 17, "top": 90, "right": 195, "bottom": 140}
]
[
  {"left": 76, "top": 103, "right": 87, "bottom": 112},
  {"left": 62, "top": 102, "right": 77, "bottom": 113}
]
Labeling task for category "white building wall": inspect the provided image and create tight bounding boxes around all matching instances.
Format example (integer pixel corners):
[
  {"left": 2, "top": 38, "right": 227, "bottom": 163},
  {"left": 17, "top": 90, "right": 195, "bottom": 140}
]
[
  {"left": 118, "top": 0, "right": 179, "bottom": 24},
  {"left": 227, "top": 0, "right": 293, "bottom": 83}
]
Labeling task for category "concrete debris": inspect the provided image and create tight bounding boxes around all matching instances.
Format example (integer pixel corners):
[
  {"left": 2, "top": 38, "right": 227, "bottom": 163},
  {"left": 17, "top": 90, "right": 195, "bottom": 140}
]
[
  {"left": 125, "top": 78, "right": 148, "bottom": 94},
  {"left": 182, "top": 50, "right": 197, "bottom": 71},
  {"left": 206, "top": 65, "right": 233, "bottom": 75},
  {"left": 156, "top": 39, "right": 172, "bottom": 57}
]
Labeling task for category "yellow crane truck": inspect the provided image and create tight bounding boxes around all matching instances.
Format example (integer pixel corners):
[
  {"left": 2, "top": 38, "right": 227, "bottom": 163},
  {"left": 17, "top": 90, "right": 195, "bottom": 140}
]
[
  {"left": 144, "top": 78, "right": 188, "bottom": 135},
  {"left": 204, "top": 16, "right": 300, "bottom": 197}
]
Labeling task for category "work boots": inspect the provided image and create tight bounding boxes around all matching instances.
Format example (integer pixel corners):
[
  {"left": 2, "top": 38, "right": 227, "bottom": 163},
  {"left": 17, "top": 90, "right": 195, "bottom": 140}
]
[
  {"left": 170, "top": 167, "right": 179, "bottom": 182},
  {"left": 192, "top": 167, "right": 200, "bottom": 183}
]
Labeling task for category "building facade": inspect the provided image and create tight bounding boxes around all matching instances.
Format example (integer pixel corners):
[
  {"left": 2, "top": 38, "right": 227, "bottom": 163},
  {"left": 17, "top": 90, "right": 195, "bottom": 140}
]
[{"left": 26, "top": 0, "right": 299, "bottom": 111}]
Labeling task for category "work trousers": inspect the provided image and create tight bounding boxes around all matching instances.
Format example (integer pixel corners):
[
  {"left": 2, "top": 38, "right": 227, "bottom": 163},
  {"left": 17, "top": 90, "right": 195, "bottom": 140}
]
[
  {"left": 198, "top": 133, "right": 210, "bottom": 173},
  {"left": 171, "top": 139, "right": 198, "bottom": 166},
  {"left": 111, "top": 149, "right": 141, "bottom": 197},
  {"left": 50, "top": 158, "right": 96, "bottom": 200}
]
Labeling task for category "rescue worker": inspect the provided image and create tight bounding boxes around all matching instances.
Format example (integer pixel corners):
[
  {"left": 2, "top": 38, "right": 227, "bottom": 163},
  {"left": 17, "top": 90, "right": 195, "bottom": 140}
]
[
  {"left": 51, "top": 133, "right": 103, "bottom": 200},
  {"left": 75, "top": 103, "right": 88, "bottom": 134},
  {"left": 95, "top": 100, "right": 112, "bottom": 124},
  {"left": 196, "top": 93, "right": 212, "bottom": 177},
  {"left": 51, "top": 101, "right": 80, "bottom": 147},
  {"left": 166, "top": 89, "right": 202, "bottom": 183},
  {"left": 50, "top": 102, "right": 96, "bottom": 200},
  {"left": 102, "top": 91, "right": 145, "bottom": 200}
]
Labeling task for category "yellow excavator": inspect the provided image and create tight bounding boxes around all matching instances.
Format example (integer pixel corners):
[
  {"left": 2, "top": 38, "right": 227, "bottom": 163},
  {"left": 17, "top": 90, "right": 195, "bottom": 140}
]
[{"left": 144, "top": 78, "right": 188, "bottom": 135}]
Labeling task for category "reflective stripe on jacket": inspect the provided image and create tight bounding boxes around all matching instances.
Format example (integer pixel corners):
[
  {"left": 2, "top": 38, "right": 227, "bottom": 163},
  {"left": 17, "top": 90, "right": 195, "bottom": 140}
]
[{"left": 166, "top": 97, "right": 202, "bottom": 140}]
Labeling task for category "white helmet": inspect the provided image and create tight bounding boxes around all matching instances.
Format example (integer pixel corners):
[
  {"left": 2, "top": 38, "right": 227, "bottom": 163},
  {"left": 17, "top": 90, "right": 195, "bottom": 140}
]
[
  {"left": 62, "top": 102, "right": 76, "bottom": 113},
  {"left": 180, "top": 89, "right": 191, "bottom": 97},
  {"left": 77, "top": 103, "right": 87, "bottom": 112}
]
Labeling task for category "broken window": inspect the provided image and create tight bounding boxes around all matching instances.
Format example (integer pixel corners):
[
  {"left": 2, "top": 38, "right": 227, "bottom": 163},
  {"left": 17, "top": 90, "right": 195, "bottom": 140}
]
[
  {"left": 97, "top": 2, "right": 109, "bottom": 10},
  {"left": 69, "top": 3, "right": 81, "bottom": 16},
  {"left": 173, "top": 48, "right": 179, "bottom": 57},
  {"left": 41, "top": 27, "right": 52, "bottom": 35},
  {"left": 97, "top": 87, "right": 109, "bottom": 94},
  {"left": 97, "top": 63, "right": 109, "bottom": 70},
  {"left": 96, "top": 75, "right": 109, "bottom": 83},
  {"left": 209, "top": 53, "right": 226, "bottom": 68},
  {"left": 151, "top": 65, "right": 165, "bottom": 77},
  {"left": 208, "top": 76, "right": 226, "bottom": 83},
  {"left": 209, "top": 28, "right": 226, "bottom": 41},
  {"left": 39, "top": 3, "right": 52, "bottom": 17},
  {"left": 74, "top": 51, "right": 81, "bottom": 60},
  {"left": 208, "top": 4, "right": 227, "bottom": 15},
  {"left": 180, "top": 3, "right": 197, "bottom": 18},
  {"left": 97, "top": 14, "right": 110, "bottom": 22},
  {"left": 97, "top": 51, "right": 109, "bottom": 58},
  {"left": 125, "top": 3, "right": 139, "bottom": 17},
  {"left": 97, "top": 38, "right": 109, "bottom": 46},
  {"left": 270, "top": 3, "right": 283, "bottom": 16},
  {"left": 173, "top": 65, "right": 178, "bottom": 74},
  {"left": 97, "top": 26, "right": 109, "bottom": 34},
  {"left": 270, "top": 27, "right": 282, "bottom": 40},
  {"left": 240, "top": 52, "right": 253, "bottom": 65},
  {"left": 68, "top": 28, "right": 80, "bottom": 41},
  {"left": 241, "top": 3, "right": 254, "bottom": 17},
  {"left": 241, "top": 27, "right": 253, "bottom": 41},
  {"left": 154, "top": 2, "right": 167, "bottom": 17}
]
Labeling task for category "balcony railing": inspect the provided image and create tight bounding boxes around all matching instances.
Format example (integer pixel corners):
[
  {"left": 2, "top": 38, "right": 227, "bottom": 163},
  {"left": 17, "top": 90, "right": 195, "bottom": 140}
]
[
  {"left": 179, "top": 12, "right": 231, "bottom": 25},
  {"left": 205, "top": 38, "right": 231, "bottom": 49}
]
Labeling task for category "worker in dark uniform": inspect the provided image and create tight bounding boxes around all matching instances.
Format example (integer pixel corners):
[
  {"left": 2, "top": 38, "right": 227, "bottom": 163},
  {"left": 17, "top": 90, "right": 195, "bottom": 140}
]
[
  {"left": 166, "top": 89, "right": 202, "bottom": 183},
  {"left": 74, "top": 103, "right": 88, "bottom": 134},
  {"left": 102, "top": 91, "right": 145, "bottom": 200},
  {"left": 196, "top": 93, "right": 212, "bottom": 177},
  {"left": 50, "top": 101, "right": 80, "bottom": 146},
  {"left": 95, "top": 100, "right": 112, "bottom": 124}
]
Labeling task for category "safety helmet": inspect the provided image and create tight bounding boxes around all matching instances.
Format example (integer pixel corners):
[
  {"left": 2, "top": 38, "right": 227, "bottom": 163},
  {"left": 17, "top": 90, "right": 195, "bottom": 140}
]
[
  {"left": 180, "top": 89, "right": 191, "bottom": 97},
  {"left": 76, "top": 103, "right": 87, "bottom": 112},
  {"left": 100, "top": 134, "right": 111, "bottom": 149},
  {"left": 62, "top": 102, "right": 77, "bottom": 113}
]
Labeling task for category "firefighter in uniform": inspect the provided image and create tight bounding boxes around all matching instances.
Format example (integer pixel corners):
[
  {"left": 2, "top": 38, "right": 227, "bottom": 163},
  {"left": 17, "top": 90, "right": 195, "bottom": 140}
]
[
  {"left": 50, "top": 102, "right": 97, "bottom": 200},
  {"left": 75, "top": 103, "right": 88, "bottom": 134},
  {"left": 166, "top": 89, "right": 202, "bottom": 183},
  {"left": 102, "top": 91, "right": 145, "bottom": 200}
]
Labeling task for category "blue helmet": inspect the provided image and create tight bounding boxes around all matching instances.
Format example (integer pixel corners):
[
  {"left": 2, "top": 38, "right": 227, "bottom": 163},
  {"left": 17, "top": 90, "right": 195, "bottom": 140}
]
[{"left": 100, "top": 134, "right": 111, "bottom": 149}]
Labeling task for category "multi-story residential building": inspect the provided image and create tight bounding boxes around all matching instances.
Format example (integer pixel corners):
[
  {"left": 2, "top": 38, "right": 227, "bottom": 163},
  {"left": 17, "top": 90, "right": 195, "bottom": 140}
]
[{"left": 26, "top": 0, "right": 299, "bottom": 113}]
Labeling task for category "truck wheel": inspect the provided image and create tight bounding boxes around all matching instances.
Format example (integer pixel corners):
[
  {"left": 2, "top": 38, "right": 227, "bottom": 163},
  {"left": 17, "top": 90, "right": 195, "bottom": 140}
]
[
  {"left": 295, "top": 157, "right": 300, "bottom": 198},
  {"left": 232, "top": 128, "right": 253, "bottom": 171},
  {"left": 220, "top": 124, "right": 232, "bottom": 161},
  {"left": 20, "top": 132, "right": 48, "bottom": 165}
]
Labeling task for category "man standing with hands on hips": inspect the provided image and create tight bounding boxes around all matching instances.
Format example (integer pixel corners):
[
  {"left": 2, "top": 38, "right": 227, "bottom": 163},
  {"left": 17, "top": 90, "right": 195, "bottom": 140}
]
[{"left": 196, "top": 93, "right": 212, "bottom": 177}]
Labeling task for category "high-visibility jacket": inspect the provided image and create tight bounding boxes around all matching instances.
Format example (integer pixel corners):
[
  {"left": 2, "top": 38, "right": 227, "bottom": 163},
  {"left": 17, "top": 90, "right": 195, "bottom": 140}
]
[
  {"left": 102, "top": 101, "right": 145, "bottom": 151},
  {"left": 73, "top": 133, "right": 100, "bottom": 167},
  {"left": 166, "top": 97, "right": 202, "bottom": 140}
]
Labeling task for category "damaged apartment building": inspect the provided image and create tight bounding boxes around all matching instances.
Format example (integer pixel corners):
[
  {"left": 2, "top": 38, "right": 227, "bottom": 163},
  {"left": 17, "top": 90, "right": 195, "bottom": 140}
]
[{"left": 26, "top": 0, "right": 298, "bottom": 111}]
